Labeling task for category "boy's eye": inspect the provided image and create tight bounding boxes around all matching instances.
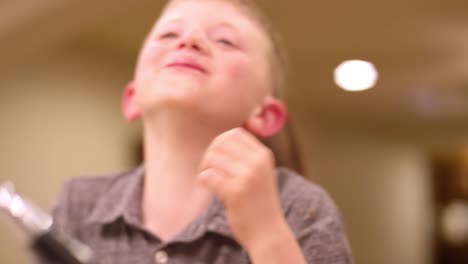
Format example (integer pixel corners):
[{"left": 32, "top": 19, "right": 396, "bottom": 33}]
[
  {"left": 216, "top": 38, "right": 236, "bottom": 47},
  {"left": 160, "top": 32, "right": 179, "bottom": 39}
]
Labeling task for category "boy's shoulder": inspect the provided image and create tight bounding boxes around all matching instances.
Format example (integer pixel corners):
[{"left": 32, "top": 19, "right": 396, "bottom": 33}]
[
  {"left": 276, "top": 167, "right": 344, "bottom": 235},
  {"left": 276, "top": 167, "right": 331, "bottom": 207},
  {"left": 62, "top": 167, "right": 141, "bottom": 199},
  {"left": 52, "top": 166, "right": 143, "bottom": 224}
]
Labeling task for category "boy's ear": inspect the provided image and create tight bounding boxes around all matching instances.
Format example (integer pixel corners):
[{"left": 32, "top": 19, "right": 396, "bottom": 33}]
[
  {"left": 122, "top": 82, "right": 140, "bottom": 121},
  {"left": 244, "top": 96, "right": 288, "bottom": 138}
]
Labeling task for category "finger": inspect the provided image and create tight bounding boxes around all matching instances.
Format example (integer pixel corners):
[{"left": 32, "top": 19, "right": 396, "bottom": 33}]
[
  {"left": 210, "top": 128, "right": 265, "bottom": 159},
  {"left": 209, "top": 135, "right": 251, "bottom": 162},
  {"left": 230, "top": 127, "right": 264, "bottom": 150},
  {"left": 236, "top": 128, "right": 275, "bottom": 162},
  {"left": 211, "top": 128, "right": 252, "bottom": 151},
  {"left": 199, "top": 149, "right": 244, "bottom": 178},
  {"left": 198, "top": 168, "right": 232, "bottom": 199},
  {"left": 219, "top": 128, "right": 273, "bottom": 166}
]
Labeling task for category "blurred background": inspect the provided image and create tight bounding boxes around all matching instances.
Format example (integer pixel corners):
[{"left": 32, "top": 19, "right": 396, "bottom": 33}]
[{"left": 0, "top": 0, "right": 467, "bottom": 263}]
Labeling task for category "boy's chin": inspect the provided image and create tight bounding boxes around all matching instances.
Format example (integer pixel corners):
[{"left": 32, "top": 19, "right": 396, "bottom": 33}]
[
  {"left": 138, "top": 82, "right": 201, "bottom": 106},
  {"left": 139, "top": 95, "right": 210, "bottom": 117},
  {"left": 157, "top": 72, "right": 205, "bottom": 91},
  {"left": 140, "top": 101, "right": 244, "bottom": 126}
]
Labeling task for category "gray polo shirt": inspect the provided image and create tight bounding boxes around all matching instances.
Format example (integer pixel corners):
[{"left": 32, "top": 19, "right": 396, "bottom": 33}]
[{"left": 33, "top": 166, "right": 352, "bottom": 264}]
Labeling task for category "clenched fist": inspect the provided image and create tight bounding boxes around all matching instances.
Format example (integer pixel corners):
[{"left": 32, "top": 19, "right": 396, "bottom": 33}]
[{"left": 198, "top": 127, "right": 286, "bottom": 250}]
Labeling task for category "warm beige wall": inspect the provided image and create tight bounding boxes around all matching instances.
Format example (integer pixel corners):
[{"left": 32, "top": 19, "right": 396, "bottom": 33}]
[
  {"left": 300, "top": 126, "right": 434, "bottom": 264},
  {"left": 0, "top": 45, "right": 435, "bottom": 264},
  {"left": 0, "top": 46, "right": 140, "bottom": 263}
]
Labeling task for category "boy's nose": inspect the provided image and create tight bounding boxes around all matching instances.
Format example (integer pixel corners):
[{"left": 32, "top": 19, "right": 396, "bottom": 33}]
[{"left": 177, "top": 28, "right": 210, "bottom": 55}]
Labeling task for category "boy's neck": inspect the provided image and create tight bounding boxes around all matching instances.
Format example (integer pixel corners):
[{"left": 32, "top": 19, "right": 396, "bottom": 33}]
[{"left": 140, "top": 114, "right": 222, "bottom": 241}]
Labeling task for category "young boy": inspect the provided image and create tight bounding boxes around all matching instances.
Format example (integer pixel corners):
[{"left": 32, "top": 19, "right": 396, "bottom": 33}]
[{"left": 37, "top": 0, "right": 353, "bottom": 263}]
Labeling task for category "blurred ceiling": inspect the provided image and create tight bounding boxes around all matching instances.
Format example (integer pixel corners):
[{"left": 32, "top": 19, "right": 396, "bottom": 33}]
[{"left": 1, "top": 0, "right": 467, "bottom": 133}]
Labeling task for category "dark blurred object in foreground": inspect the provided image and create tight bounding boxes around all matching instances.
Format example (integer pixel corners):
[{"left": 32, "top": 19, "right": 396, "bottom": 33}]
[{"left": 0, "top": 182, "right": 93, "bottom": 264}]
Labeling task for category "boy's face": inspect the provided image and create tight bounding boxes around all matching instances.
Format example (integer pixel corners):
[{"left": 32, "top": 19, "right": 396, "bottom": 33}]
[{"left": 133, "top": 0, "right": 272, "bottom": 129}]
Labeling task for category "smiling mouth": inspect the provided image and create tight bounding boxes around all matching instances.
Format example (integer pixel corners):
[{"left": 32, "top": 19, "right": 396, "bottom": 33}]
[{"left": 166, "top": 62, "right": 207, "bottom": 74}]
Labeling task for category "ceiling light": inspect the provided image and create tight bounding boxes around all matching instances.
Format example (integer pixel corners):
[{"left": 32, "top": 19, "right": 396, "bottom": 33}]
[{"left": 334, "top": 60, "right": 378, "bottom": 92}]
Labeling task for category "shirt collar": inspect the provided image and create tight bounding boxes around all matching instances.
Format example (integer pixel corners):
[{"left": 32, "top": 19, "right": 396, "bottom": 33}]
[
  {"left": 85, "top": 165, "right": 145, "bottom": 225},
  {"left": 84, "top": 164, "right": 235, "bottom": 241}
]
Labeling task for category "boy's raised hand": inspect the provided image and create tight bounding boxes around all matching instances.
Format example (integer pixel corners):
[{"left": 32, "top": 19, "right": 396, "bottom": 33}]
[{"left": 198, "top": 127, "right": 286, "bottom": 250}]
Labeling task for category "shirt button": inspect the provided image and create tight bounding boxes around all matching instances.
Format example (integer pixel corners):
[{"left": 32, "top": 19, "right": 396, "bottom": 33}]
[
  {"left": 154, "top": 250, "right": 169, "bottom": 264},
  {"left": 208, "top": 222, "right": 217, "bottom": 230}
]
